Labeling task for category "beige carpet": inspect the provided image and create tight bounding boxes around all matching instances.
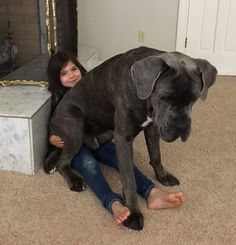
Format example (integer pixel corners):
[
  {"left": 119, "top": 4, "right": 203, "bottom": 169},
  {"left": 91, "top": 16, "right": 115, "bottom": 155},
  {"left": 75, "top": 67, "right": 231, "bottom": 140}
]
[{"left": 1, "top": 76, "right": 236, "bottom": 245}]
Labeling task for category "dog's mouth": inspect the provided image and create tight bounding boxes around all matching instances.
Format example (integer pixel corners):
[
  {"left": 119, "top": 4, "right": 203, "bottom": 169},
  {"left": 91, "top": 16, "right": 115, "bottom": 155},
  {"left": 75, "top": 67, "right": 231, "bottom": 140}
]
[
  {"left": 159, "top": 126, "right": 178, "bottom": 142},
  {"left": 159, "top": 126, "right": 190, "bottom": 142}
]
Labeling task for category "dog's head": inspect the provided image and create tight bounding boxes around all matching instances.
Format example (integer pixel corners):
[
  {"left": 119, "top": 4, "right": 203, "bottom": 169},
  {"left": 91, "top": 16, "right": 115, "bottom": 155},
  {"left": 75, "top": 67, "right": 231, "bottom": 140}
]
[{"left": 131, "top": 52, "right": 217, "bottom": 142}]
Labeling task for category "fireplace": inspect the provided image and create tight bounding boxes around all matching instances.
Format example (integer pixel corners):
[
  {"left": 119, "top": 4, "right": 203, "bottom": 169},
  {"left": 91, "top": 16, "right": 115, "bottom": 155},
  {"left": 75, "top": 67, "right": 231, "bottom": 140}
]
[
  {"left": 0, "top": 0, "right": 43, "bottom": 69},
  {"left": 0, "top": 21, "right": 17, "bottom": 78},
  {"left": 0, "top": 0, "right": 83, "bottom": 175},
  {"left": 0, "top": 0, "right": 79, "bottom": 77}
]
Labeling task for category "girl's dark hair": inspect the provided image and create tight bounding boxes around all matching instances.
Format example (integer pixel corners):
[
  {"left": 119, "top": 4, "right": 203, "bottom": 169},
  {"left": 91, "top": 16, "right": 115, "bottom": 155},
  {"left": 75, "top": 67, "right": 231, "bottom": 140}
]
[{"left": 47, "top": 51, "right": 87, "bottom": 110}]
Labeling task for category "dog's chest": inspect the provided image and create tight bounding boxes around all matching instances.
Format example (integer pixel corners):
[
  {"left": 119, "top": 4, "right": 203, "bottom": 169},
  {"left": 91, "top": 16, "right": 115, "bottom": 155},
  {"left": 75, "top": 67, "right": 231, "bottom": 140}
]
[{"left": 141, "top": 116, "right": 153, "bottom": 128}]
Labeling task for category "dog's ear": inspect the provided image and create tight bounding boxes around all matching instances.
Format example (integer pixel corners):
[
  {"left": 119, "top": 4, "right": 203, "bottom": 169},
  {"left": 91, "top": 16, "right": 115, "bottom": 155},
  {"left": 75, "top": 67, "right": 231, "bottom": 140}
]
[
  {"left": 196, "top": 59, "right": 217, "bottom": 100},
  {"left": 131, "top": 56, "right": 169, "bottom": 100}
]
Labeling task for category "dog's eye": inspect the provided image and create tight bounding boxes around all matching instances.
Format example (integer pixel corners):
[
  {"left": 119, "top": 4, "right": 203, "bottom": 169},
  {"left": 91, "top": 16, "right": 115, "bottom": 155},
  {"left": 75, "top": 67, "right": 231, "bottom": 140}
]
[{"left": 161, "top": 96, "right": 173, "bottom": 103}]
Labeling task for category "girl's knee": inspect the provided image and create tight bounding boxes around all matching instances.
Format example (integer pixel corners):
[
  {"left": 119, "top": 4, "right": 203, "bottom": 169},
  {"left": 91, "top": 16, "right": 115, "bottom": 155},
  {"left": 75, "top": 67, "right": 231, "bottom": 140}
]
[
  {"left": 80, "top": 159, "right": 99, "bottom": 175},
  {"left": 71, "top": 146, "right": 98, "bottom": 174}
]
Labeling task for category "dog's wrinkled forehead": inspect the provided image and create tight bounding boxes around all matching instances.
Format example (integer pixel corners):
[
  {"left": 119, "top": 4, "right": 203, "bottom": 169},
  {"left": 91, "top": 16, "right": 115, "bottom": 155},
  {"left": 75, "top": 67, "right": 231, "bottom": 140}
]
[
  {"left": 156, "top": 52, "right": 202, "bottom": 104},
  {"left": 159, "top": 52, "right": 198, "bottom": 72}
]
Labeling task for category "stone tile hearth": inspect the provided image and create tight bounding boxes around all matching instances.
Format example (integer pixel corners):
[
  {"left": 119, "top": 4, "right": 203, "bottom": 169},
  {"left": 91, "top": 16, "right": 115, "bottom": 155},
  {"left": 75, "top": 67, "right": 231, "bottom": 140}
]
[{"left": 0, "top": 85, "right": 51, "bottom": 174}]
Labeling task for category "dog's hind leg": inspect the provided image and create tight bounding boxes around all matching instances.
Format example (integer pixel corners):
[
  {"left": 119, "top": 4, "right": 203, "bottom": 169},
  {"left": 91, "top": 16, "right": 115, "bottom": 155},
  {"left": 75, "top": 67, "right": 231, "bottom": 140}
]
[
  {"left": 144, "top": 126, "right": 180, "bottom": 186},
  {"left": 54, "top": 117, "right": 86, "bottom": 192},
  {"left": 57, "top": 159, "right": 86, "bottom": 192},
  {"left": 43, "top": 148, "right": 62, "bottom": 174}
]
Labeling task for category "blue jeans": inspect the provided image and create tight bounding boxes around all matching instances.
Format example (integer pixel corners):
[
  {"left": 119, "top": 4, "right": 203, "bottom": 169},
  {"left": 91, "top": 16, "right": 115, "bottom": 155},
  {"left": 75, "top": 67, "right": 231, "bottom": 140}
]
[{"left": 71, "top": 141, "right": 155, "bottom": 213}]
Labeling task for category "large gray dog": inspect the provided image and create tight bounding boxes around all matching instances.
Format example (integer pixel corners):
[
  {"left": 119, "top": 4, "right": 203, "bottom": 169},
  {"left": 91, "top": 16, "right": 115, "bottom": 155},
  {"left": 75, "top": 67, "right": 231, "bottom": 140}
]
[{"left": 48, "top": 47, "right": 217, "bottom": 230}]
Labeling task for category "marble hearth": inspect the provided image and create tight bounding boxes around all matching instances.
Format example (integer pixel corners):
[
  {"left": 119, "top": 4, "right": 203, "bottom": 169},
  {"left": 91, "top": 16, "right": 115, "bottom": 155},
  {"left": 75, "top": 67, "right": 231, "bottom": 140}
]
[{"left": 0, "top": 85, "right": 51, "bottom": 174}]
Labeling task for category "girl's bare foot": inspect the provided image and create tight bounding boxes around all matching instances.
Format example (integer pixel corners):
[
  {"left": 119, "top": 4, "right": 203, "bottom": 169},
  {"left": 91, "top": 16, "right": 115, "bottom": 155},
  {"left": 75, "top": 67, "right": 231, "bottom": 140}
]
[
  {"left": 111, "top": 201, "right": 131, "bottom": 225},
  {"left": 147, "top": 187, "right": 184, "bottom": 210}
]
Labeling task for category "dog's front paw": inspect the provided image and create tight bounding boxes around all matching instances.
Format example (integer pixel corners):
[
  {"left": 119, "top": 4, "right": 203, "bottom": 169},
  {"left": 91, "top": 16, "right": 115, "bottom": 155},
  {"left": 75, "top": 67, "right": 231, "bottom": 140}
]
[
  {"left": 43, "top": 162, "right": 57, "bottom": 174},
  {"left": 123, "top": 211, "right": 144, "bottom": 231},
  {"left": 157, "top": 172, "right": 180, "bottom": 186},
  {"left": 69, "top": 177, "right": 86, "bottom": 192}
]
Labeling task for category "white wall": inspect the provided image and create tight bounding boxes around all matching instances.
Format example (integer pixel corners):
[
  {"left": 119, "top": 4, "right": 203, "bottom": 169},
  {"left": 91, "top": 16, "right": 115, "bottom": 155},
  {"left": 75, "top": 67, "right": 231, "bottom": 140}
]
[{"left": 77, "top": 0, "right": 179, "bottom": 60}]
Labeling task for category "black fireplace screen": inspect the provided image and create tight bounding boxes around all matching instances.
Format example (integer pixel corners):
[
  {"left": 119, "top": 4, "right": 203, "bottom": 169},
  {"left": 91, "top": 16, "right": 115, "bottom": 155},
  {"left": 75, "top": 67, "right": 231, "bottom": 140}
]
[{"left": 46, "top": 0, "right": 78, "bottom": 55}]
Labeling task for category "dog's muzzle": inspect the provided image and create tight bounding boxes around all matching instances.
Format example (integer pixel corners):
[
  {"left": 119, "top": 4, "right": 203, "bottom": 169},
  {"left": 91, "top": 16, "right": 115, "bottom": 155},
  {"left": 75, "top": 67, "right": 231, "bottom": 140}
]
[
  {"left": 159, "top": 124, "right": 191, "bottom": 142},
  {"left": 158, "top": 115, "right": 191, "bottom": 142}
]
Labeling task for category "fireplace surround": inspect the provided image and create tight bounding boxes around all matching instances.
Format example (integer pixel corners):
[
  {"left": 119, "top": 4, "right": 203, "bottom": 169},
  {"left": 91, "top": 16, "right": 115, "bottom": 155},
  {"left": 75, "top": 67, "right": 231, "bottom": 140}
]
[{"left": 0, "top": 0, "right": 79, "bottom": 174}]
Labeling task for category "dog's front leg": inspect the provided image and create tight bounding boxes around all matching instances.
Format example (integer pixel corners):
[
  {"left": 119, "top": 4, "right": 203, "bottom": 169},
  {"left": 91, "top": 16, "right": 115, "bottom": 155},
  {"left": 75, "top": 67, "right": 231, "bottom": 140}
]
[
  {"left": 114, "top": 133, "right": 144, "bottom": 231},
  {"left": 144, "top": 126, "right": 180, "bottom": 186}
]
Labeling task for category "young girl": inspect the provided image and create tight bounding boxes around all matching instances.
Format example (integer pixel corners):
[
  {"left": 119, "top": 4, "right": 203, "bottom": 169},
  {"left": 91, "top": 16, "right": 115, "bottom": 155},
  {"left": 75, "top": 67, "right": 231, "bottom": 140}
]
[{"left": 46, "top": 51, "right": 184, "bottom": 225}]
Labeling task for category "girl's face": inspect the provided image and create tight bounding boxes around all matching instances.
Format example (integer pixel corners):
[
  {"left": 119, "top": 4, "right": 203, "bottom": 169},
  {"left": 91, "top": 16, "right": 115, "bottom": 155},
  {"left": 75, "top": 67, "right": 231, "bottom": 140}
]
[{"left": 60, "top": 61, "right": 82, "bottom": 88}]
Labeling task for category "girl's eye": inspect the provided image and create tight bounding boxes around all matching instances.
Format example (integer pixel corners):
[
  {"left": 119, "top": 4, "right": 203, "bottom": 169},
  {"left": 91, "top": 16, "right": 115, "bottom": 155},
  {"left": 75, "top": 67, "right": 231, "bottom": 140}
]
[{"left": 72, "top": 67, "right": 78, "bottom": 71}]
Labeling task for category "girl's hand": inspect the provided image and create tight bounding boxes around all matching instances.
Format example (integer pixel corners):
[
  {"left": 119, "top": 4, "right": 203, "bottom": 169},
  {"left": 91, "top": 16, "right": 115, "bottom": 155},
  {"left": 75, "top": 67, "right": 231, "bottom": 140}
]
[{"left": 49, "top": 135, "right": 64, "bottom": 148}]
